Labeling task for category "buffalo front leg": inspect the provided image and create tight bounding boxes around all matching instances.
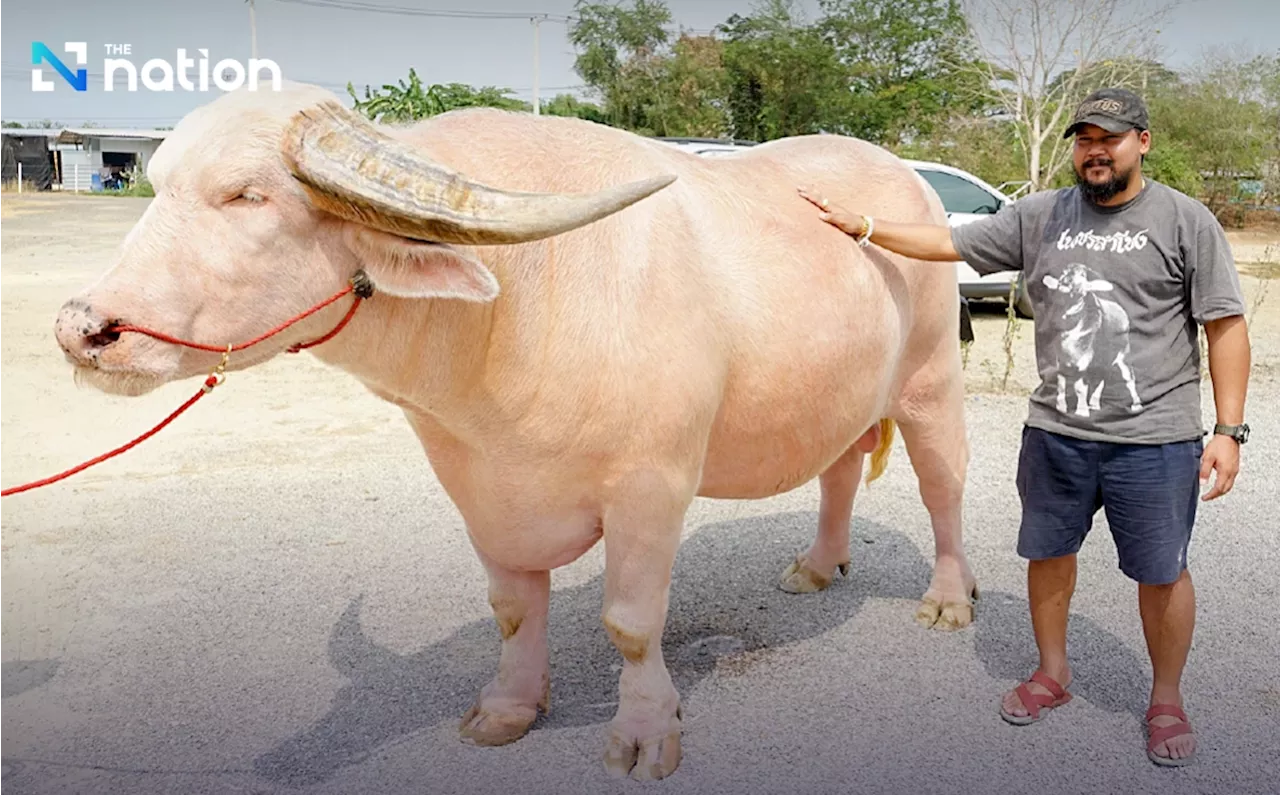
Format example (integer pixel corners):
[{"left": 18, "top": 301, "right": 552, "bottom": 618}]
[
  {"left": 778, "top": 433, "right": 873, "bottom": 593},
  {"left": 459, "top": 552, "right": 551, "bottom": 746},
  {"left": 898, "top": 386, "right": 979, "bottom": 631},
  {"left": 1115, "top": 352, "right": 1143, "bottom": 412},
  {"left": 1073, "top": 377, "right": 1091, "bottom": 417},
  {"left": 600, "top": 469, "right": 689, "bottom": 781}
]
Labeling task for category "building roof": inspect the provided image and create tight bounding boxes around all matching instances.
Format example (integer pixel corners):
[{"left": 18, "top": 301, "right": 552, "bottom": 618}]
[
  {"left": 3, "top": 127, "right": 171, "bottom": 145},
  {"left": 55, "top": 128, "right": 170, "bottom": 144},
  {"left": 1, "top": 128, "right": 61, "bottom": 138}
]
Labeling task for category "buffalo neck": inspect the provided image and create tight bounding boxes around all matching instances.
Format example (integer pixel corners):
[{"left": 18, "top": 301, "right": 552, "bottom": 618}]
[{"left": 308, "top": 240, "right": 559, "bottom": 441}]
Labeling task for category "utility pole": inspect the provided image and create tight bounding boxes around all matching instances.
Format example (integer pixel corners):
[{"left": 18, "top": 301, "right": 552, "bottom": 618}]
[
  {"left": 247, "top": 0, "right": 258, "bottom": 60},
  {"left": 531, "top": 15, "right": 542, "bottom": 115}
]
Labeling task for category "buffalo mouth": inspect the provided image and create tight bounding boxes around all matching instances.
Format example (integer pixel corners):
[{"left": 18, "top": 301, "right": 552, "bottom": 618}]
[{"left": 71, "top": 363, "right": 169, "bottom": 397}]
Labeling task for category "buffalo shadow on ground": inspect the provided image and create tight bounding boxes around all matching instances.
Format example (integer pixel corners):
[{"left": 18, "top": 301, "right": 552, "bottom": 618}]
[
  {"left": 1, "top": 659, "right": 61, "bottom": 700},
  {"left": 253, "top": 509, "right": 1147, "bottom": 787}
]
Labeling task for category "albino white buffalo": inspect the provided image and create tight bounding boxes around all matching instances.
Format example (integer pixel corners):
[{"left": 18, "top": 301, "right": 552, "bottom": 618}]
[{"left": 52, "top": 83, "right": 977, "bottom": 780}]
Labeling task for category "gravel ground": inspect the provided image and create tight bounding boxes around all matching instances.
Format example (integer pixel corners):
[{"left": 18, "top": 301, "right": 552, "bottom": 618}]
[{"left": 3, "top": 193, "right": 1278, "bottom": 795}]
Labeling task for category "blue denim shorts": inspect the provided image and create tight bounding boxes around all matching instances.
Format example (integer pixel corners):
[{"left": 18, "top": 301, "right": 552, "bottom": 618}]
[{"left": 1014, "top": 426, "right": 1204, "bottom": 585}]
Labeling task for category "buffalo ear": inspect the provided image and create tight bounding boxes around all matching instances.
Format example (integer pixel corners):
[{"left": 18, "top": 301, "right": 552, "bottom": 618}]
[
  {"left": 342, "top": 225, "right": 499, "bottom": 301},
  {"left": 1042, "top": 274, "right": 1060, "bottom": 290}
]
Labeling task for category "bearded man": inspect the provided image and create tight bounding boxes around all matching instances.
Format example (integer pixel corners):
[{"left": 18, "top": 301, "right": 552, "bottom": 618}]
[{"left": 798, "top": 87, "right": 1252, "bottom": 767}]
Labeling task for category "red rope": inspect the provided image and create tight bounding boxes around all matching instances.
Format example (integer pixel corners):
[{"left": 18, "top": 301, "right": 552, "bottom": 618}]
[
  {"left": 1, "top": 271, "right": 373, "bottom": 498},
  {"left": 287, "top": 293, "right": 362, "bottom": 353},
  {"left": 109, "top": 283, "right": 356, "bottom": 353},
  {"left": 1, "top": 376, "right": 219, "bottom": 497}
]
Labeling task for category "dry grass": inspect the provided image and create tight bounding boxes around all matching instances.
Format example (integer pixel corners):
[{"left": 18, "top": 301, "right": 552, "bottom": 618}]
[
  {"left": 0, "top": 181, "right": 43, "bottom": 195},
  {"left": 1240, "top": 243, "right": 1280, "bottom": 282}
]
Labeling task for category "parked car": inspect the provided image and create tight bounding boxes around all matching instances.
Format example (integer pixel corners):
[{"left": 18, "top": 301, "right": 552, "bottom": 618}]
[
  {"left": 654, "top": 136, "right": 759, "bottom": 157},
  {"left": 904, "top": 159, "right": 1032, "bottom": 318}
]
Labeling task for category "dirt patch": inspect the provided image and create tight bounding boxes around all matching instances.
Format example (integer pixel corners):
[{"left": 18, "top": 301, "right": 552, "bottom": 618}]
[{"left": 1241, "top": 260, "right": 1280, "bottom": 280}]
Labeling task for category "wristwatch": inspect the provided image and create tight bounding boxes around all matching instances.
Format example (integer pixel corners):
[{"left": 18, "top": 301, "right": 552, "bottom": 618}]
[{"left": 1214, "top": 423, "right": 1250, "bottom": 444}]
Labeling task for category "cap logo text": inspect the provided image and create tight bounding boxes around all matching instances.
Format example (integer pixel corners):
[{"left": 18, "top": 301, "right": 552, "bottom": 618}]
[{"left": 1078, "top": 98, "right": 1124, "bottom": 116}]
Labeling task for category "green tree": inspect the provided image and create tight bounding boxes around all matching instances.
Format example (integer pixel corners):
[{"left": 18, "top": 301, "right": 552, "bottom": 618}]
[
  {"left": 569, "top": 1, "right": 732, "bottom": 136},
  {"left": 1144, "top": 49, "right": 1280, "bottom": 220},
  {"left": 568, "top": 0, "right": 678, "bottom": 132},
  {"left": 540, "top": 94, "right": 612, "bottom": 124},
  {"left": 717, "top": 0, "right": 849, "bottom": 141},
  {"left": 348, "top": 68, "right": 529, "bottom": 123},
  {"left": 892, "top": 114, "right": 1028, "bottom": 192},
  {"left": 566, "top": 0, "right": 993, "bottom": 144},
  {"left": 816, "top": 0, "right": 988, "bottom": 143},
  {"left": 655, "top": 33, "right": 730, "bottom": 137}
]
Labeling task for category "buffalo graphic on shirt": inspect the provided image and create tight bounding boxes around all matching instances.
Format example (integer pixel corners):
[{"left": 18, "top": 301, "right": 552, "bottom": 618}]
[{"left": 1041, "top": 262, "right": 1142, "bottom": 418}]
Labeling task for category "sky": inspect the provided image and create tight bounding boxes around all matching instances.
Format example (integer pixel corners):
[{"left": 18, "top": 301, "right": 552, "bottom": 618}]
[{"left": 2, "top": 0, "right": 1278, "bottom": 128}]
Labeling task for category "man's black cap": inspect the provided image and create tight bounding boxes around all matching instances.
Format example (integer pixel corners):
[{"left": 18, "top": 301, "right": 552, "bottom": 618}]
[{"left": 1062, "top": 87, "right": 1149, "bottom": 138}]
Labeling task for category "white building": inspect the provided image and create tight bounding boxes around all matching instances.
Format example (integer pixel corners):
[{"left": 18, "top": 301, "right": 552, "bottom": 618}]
[
  {"left": 54, "top": 128, "right": 169, "bottom": 191},
  {"left": 0, "top": 127, "right": 169, "bottom": 191}
]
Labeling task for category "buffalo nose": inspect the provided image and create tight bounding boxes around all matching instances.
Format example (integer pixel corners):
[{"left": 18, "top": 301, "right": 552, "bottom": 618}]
[{"left": 54, "top": 299, "right": 120, "bottom": 365}]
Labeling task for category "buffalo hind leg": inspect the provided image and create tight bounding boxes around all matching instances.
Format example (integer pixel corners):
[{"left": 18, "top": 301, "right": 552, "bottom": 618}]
[
  {"left": 600, "top": 468, "right": 690, "bottom": 781},
  {"left": 459, "top": 551, "right": 551, "bottom": 746},
  {"left": 778, "top": 420, "right": 889, "bottom": 593},
  {"left": 898, "top": 383, "right": 979, "bottom": 631}
]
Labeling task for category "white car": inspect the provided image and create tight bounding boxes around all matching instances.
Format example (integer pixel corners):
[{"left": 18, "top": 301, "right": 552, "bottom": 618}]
[
  {"left": 654, "top": 137, "right": 757, "bottom": 158},
  {"left": 654, "top": 138, "right": 1031, "bottom": 319},
  {"left": 904, "top": 159, "right": 1032, "bottom": 318}
]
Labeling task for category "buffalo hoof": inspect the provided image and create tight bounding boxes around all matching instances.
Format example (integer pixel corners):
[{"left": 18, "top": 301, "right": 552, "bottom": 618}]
[
  {"left": 914, "top": 584, "right": 979, "bottom": 631},
  {"left": 777, "top": 554, "right": 850, "bottom": 594},
  {"left": 459, "top": 682, "right": 548, "bottom": 747},
  {"left": 459, "top": 703, "right": 537, "bottom": 746},
  {"left": 603, "top": 706, "right": 683, "bottom": 781}
]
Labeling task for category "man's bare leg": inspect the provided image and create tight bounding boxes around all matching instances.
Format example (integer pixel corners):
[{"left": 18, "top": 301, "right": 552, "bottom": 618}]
[
  {"left": 1001, "top": 555, "right": 1076, "bottom": 718},
  {"left": 1139, "top": 568, "right": 1197, "bottom": 761}
]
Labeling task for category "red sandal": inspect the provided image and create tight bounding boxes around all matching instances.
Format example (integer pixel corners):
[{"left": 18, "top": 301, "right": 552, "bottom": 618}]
[
  {"left": 999, "top": 670, "right": 1072, "bottom": 725},
  {"left": 1146, "top": 704, "right": 1196, "bottom": 767}
]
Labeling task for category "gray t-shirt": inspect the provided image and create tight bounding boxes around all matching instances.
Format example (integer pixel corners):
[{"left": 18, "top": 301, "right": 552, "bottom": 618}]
[{"left": 951, "top": 178, "right": 1245, "bottom": 444}]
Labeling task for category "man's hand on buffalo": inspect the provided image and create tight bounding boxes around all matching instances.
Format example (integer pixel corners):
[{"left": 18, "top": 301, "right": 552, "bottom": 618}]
[
  {"left": 798, "top": 187, "right": 869, "bottom": 238},
  {"left": 797, "top": 186, "right": 962, "bottom": 263}
]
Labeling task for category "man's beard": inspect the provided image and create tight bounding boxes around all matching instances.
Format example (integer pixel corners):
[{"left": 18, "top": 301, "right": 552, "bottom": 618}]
[{"left": 1075, "top": 157, "right": 1133, "bottom": 203}]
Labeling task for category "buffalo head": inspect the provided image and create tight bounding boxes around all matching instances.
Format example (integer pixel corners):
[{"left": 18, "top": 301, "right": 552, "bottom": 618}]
[{"left": 53, "top": 82, "right": 675, "bottom": 396}]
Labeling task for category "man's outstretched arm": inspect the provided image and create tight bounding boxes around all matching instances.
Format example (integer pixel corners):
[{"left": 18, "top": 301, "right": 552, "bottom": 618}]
[{"left": 797, "top": 187, "right": 960, "bottom": 261}]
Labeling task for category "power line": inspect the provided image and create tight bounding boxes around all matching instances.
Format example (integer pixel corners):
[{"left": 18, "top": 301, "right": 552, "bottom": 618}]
[
  {"left": 259, "top": 0, "right": 713, "bottom": 112},
  {"left": 267, "top": 0, "right": 713, "bottom": 33},
  {"left": 267, "top": 0, "right": 571, "bottom": 23},
  {"left": 264, "top": 0, "right": 578, "bottom": 113}
]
